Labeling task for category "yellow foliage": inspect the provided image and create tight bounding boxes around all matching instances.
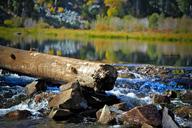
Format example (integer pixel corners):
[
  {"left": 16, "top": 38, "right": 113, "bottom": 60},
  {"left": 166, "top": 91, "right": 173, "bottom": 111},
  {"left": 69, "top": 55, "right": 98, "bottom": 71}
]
[
  {"left": 47, "top": 3, "right": 52, "bottom": 8},
  {"left": 50, "top": 7, "right": 55, "bottom": 13},
  {"left": 87, "top": 0, "right": 95, "bottom": 6},
  {"left": 107, "top": 7, "right": 118, "bottom": 17},
  {"left": 57, "top": 50, "right": 62, "bottom": 56},
  {"left": 104, "top": 0, "right": 122, "bottom": 8},
  {"left": 95, "top": 23, "right": 111, "bottom": 31},
  {"left": 58, "top": 7, "right": 64, "bottom": 13}
]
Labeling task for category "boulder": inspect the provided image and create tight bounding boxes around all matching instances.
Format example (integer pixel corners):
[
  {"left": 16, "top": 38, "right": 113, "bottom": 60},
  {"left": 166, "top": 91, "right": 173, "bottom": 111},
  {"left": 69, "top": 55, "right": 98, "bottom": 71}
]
[
  {"left": 162, "top": 107, "right": 179, "bottom": 128},
  {"left": 5, "top": 110, "right": 31, "bottom": 120},
  {"left": 165, "top": 90, "right": 178, "bottom": 99},
  {"left": 1, "top": 94, "right": 27, "bottom": 108},
  {"left": 112, "top": 102, "right": 129, "bottom": 111},
  {"left": 174, "top": 106, "right": 192, "bottom": 119},
  {"left": 59, "top": 81, "right": 76, "bottom": 91},
  {"left": 82, "top": 87, "right": 119, "bottom": 109},
  {"left": 122, "top": 104, "right": 161, "bottom": 127},
  {"left": 152, "top": 94, "right": 170, "bottom": 104},
  {"left": 180, "top": 90, "right": 192, "bottom": 103},
  {"left": 48, "top": 108, "right": 73, "bottom": 121},
  {"left": 25, "top": 81, "right": 37, "bottom": 96},
  {"left": 25, "top": 79, "right": 47, "bottom": 96},
  {"left": 34, "top": 92, "right": 55, "bottom": 103},
  {"left": 142, "top": 123, "right": 154, "bottom": 128},
  {"left": 49, "top": 81, "right": 88, "bottom": 111},
  {"left": 96, "top": 105, "right": 116, "bottom": 125}
]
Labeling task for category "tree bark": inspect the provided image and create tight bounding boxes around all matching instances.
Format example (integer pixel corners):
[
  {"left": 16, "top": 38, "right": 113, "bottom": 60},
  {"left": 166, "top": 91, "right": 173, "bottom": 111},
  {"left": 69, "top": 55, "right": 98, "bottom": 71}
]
[{"left": 0, "top": 45, "right": 117, "bottom": 91}]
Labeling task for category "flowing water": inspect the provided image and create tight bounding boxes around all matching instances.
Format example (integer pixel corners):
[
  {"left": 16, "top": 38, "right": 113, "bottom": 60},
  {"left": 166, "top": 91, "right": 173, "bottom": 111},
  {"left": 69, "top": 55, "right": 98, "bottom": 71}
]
[{"left": 0, "top": 39, "right": 192, "bottom": 127}]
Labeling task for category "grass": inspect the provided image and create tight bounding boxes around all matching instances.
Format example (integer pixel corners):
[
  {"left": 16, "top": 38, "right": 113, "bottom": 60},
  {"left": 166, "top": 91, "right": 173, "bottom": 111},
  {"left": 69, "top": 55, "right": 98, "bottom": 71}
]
[{"left": 0, "top": 27, "right": 192, "bottom": 43}]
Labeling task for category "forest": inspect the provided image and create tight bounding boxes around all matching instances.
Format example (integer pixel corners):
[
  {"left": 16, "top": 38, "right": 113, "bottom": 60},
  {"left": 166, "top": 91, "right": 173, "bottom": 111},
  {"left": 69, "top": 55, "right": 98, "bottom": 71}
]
[{"left": 0, "top": 0, "right": 192, "bottom": 30}]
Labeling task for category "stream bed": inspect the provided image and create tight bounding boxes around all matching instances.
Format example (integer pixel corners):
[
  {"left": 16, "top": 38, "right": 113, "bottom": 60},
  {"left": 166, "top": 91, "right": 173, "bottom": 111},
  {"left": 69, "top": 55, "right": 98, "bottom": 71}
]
[{"left": 0, "top": 64, "right": 192, "bottom": 128}]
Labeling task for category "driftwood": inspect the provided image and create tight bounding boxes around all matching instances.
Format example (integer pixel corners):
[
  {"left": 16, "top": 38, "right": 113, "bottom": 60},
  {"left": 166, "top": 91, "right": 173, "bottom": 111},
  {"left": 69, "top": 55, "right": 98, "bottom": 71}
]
[{"left": 0, "top": 45, "right": 117, "bottom": 91}]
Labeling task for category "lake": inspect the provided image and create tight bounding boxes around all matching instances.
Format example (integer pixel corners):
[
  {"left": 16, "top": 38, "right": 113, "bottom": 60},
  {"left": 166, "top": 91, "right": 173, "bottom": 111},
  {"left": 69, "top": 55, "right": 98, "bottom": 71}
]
[{"left": 0, "top": 38, "right": 192, "bottom": 66}]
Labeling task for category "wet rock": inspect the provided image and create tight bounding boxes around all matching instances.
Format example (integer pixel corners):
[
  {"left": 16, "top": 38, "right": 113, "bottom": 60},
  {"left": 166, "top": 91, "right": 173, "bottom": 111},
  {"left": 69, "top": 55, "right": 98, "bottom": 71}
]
[
  {"left": 162, "top": 107, "right": 179, "bottom": 128},
  {"left": 3, "top": 91, "right": 13, "bottom": 98},
  {"left": 48, "top": 108, "right": 73, "bottom": 121},
  {"left": 49, "top": 81, "right": 88, "bottom": 111},
  {"left": 175, "top": 106, "right": 192, "bottom": 119},
  {"left": 181, "top": 121, "right": 192, "bottom": 128},
  {"left": 142, "top": 123, "right": 154, "bottom": 128},
  {"left": 96, "top": 105, "right": 116, "bottom": 125},
  {"left": 152, "top": 94, "right": 170, "bottom": 104},
  {"left": 25, "top": 79, "right": 47, "bottom": 96},
  {"left": 1, "top": 94, "right": 27, "bottom": 108},
  {"left": 124, "top": 122, "right": 141, "bottom": 128},
  {"left": 135, "top": 65, "right": 168, "bottom": 78},
  {"left": 112, "top": 102, "right": 129, "bottom": 111},
  {"left": 34, "top": 92, "right": 55, "bottom": 103},
  {"left": 82, "top": 87, "right": 119, "bottom": 109},
  {"left": 122, "top": 104, "right": 161, "bottom": 127},
  {"left": 165, "top": 90, "right": 178, "bottom": 99},
  {"left": 5, "top": 110, "right": 31, "bottom": 120},
  {"left": 180, "top": 90, "right": 192, "bottom": 103},
  {"left": 79, "top": 109, "right": 97, "bottom": 117}
]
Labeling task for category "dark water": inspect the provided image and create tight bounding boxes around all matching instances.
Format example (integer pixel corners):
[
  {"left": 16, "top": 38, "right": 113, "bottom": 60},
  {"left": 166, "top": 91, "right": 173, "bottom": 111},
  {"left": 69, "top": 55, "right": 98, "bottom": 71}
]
[{"left": 1, "top": 39, "right": 192, "bottom": 66}]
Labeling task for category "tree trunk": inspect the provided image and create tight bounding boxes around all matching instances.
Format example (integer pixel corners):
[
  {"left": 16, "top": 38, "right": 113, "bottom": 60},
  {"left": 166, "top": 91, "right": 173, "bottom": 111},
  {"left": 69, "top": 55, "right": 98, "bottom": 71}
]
[{"left": 0, "top": 45, "right": 117, "bottom": 91}]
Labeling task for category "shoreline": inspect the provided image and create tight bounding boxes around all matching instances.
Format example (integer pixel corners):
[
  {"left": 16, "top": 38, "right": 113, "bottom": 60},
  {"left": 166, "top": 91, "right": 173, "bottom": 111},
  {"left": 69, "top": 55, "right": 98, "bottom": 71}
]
[{"left": 1, "top": 27, "right": 192, "bottom": 42}]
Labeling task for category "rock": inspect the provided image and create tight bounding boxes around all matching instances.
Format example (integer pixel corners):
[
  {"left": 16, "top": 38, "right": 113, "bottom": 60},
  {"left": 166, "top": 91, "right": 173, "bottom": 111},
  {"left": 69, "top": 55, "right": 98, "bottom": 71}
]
[
  {"left": 112, "top": 102, "right": 129, "bottom": 111},
  {"left": 25, "top": 81, "right": 37, "bottom": 96},
  {"left": 180, "top": 90, "right": 192, "bottom": 103},
  {"left": 142, "top": 123, "right": 154, "bottom": 128},
  {"left": 135, "top": 65, "right": 168, "bottom": 78},
  {"left": 5, "top": 110, "right": 31, "bottom": 120},
  {"left": 174, "top": 106, "right": 192, "bottom": 119},
  {"left": 181, "top": 121, "right": 192, "bottom": 128},
  {"left": 35, "top": 79, "right": 47, "bottom": 92},
  {"left": 60, "top": 81, "right": 77, "bottom": 91},
  {"left": 25, "top": 79, "right": 47, "bottom": 96},
  {"left": 79, "top": 109, "right": 97, "bottom": 117},
  {"left": 124, "top": 122, "right": 141, "bottom": 128},
  {"left": 165, "top": 90, "right": 178, "bottom": 99},
  {"left": 48, "top": 108, "right": 73, "bottom": 121},
  {"left": 152, "top": 94, "right": 170, "bottom": 104},
  {"left": 97, "top": 105, "right": 116, "bottom": 125},
  {"left": 82, "top": 87, "right": 119, "bottom": 109},
  {"left": 49, "top": 81, "right": 88, "bottom": 111},
  {"left": 1, "top": 94, "right": 27, "bottom": 108},
  {"left": 162, "top": 107, "right": 179, "bottom": 128},
  {"left": 122, "top": 104, "right": 161, "bottom": 127}
]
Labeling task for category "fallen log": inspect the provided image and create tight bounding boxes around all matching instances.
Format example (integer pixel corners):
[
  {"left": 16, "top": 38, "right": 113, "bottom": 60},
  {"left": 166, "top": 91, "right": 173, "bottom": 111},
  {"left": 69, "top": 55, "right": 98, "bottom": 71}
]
[{"left": 0, "top": 45, "right": 117, "bottom": 91}]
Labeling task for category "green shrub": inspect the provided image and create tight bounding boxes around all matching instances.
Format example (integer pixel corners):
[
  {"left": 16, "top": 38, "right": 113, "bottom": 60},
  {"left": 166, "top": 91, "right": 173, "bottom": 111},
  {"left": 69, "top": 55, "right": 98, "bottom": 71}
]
[
  {"left": 3, "top": 17, "right": 23, "bottom": 27},
  {"left": 12, "top": 17, "right": 23, "bottom": 27},
  {"left": 4, "top": 19, "right": 13, "bottom": 27},
  {"left": 35, "top": 19, "right": 50, "bottom": 28},
  {"left": 148, "top": 13, "right": 160, "bottom": 29}
]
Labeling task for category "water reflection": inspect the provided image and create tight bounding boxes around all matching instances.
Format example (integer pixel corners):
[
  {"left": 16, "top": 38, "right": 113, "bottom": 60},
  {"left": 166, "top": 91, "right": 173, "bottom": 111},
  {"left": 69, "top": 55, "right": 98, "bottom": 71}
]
[{"left": 1, "top": 39, "right": 192, "bottom": 66}]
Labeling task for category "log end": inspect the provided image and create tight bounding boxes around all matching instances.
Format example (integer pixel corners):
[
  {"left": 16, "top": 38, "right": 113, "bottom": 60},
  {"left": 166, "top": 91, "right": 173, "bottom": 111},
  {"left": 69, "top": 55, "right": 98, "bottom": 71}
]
[{"left": 93, "top": 65, "right": 117, "bottom": 92}]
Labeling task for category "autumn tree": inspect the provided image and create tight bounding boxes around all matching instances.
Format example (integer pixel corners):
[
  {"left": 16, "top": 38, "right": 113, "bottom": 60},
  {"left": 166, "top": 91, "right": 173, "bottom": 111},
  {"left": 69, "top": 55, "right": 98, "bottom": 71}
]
[{"left": 104, "top": 0, "right": 125, "bottom": 17}]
